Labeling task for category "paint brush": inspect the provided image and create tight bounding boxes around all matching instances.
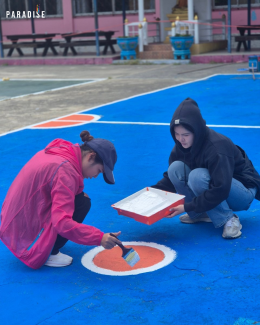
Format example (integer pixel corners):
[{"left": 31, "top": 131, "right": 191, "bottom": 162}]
[{"left": 110, "top": 233, "right": 140, "bottom": 267}]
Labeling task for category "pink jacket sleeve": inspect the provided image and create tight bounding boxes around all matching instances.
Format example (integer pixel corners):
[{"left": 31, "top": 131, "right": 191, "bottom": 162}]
[{"left": 50, "top": 165, "right": 104, "bottom": 246}]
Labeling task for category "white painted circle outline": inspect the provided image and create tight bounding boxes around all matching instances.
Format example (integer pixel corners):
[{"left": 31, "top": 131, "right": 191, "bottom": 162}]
[{"left": 81, "top": 242, "right": 177, "bottom": 276}]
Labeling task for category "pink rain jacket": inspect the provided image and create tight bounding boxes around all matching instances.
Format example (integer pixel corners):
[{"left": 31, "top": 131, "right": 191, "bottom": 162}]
[{"left": 0, "top": 139, "right": 104, "bottom": 269}]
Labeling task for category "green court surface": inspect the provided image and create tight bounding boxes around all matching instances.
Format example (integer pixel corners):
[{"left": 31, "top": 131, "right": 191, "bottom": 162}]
[{"left": 0, "top": 79, "right": 97, "bottom": 101}]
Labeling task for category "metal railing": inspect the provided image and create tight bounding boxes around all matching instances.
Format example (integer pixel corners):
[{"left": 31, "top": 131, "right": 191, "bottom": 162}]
[
  {"left": 124, "top": 19, "right": 161, "bottom": 52},
  {"left": 171, "top": 20, "right": 199, "bottom": 43},
  {"left": 197, "top": 18, "right": 226, "bottom": 42},
  {"left": 126, "top": 16, "right": 227, "bottom": 52},
  {"left": 170, "top": 17, "right": 226, "bottom": 44},
  {"left": 147, "top": 21, "right": 161, "bottom": 43},
  {"left": 125, "top": 19, "right": 148, "bottom": 52}
]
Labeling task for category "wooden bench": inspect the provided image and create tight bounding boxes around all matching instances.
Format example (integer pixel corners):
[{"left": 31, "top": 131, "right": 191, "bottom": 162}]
[
  {"left": 5, "top": 34, "right": 59, "bottom": 57},
  {"left": 59, "top": 39, "right": 117, "bottom": 55},
  {"left": 235, "top": 34, "right": 260, "bottom": 51},
  {"left": 61, "top": 32, "right": 117, "bottom": 56},
  {"left": 3, "top": 41, "right": 60, "bottom": 49},
  {"left": 60, "top": 40, "right": 116, "bottom": 47}
]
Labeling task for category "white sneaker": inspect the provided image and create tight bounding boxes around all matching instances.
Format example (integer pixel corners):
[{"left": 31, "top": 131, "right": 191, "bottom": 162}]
[
  {"left": 179, "top": 214, "right": 212, "bottom": 224},
  {"left": 222, "top": 214, "right": 242, "bottom": 239},
  {"left": 45, "top": 252, "right": 73, "bottom": 267}
]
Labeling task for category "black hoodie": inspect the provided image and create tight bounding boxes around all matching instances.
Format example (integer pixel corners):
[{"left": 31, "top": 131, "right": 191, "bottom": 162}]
[{"left": 152, "top": 98, "right": 260, "bottom": 213}]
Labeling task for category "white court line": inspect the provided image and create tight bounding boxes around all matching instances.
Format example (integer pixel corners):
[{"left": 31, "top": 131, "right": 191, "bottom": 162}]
[
  {"left": 94, "top": 121, "right": 170, "bottom": 126},
  {"left": 0, "top": 78, "right": 106, "bottom": 102},
  {"left": 0, "top": 73, "right": 257, "bottom": 137},
  {"left": 208, "top": 125, "right": 260, "bottom": 128},
  {"left": 93, "top": 121, "right": 260, "bottom": 128},
  {"left": 9, "top": 79, "right": 105, "bottom": 80}
]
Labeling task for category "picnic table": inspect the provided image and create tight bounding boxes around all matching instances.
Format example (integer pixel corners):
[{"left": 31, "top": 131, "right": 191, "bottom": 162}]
[
  {"left": 60, "top": 31, "right": 117, "bottom": 56},
  {"left": 235, "top": 25, "right": 260, "bottom": 52},
  {"left": 4, "top": 33, "right": 59, "bottom": 57}
]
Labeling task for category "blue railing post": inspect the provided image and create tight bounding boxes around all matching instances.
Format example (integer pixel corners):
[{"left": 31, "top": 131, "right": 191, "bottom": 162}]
[
  {"left": 28, "top": 0, "right": 37, "bottom": 56},
  {"left": 93, "top": 0, "right": 100, "bottom": 56},
  {"left": 228, "top": 0, "right": 231, "bottom": 53},
  {"left": 0, "top": 12, "right": 4, "bottom": 58},
  {"left": 248, "top": 0, "right": 251, "bottom": 50},
  {"left": 122, "top": 0, "right": 126, "bottom": 37}
]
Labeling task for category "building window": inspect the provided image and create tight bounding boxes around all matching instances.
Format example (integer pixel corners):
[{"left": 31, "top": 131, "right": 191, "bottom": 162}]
[
  {"left": 44, "top": 0, "right": 63, "bottom": 16},
  {"left": 115, "top": 0, "right": 155, "bottom": 12},
  {"left": 214, "top": 0, "right": 260, "bottom": 7},
  {"left": 0, "top": 0, "right": 63, "bottom": 18},
  {"left": 73, "top": 0, "right": 93, "bottom": 14},
  {"left": 0, "top": 0, "right": 27, "bottom": 15},
  {"left": 73, "top": 0, "right": 155, "bottom": 16},
  {"left": 2, "top": 0, "right": 27, "bottom": 12},
  {"left": 97, "top": 0, "right": 113, "bottom": 13},
  {"left": 115, "top": 0, "right": 138, "bottom": 12}
]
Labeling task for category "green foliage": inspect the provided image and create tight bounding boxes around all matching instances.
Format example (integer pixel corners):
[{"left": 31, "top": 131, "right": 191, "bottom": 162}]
[
  {"left": 117, "top": 36, "right": 138, "bottom": 39},
  {"left": 174, "top": 34, "right": 192, "bottom": 37}
]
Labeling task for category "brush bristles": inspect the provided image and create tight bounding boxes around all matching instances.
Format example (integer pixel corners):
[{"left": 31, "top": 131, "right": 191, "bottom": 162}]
[{"left": 123, "top": 248, "right": 140, "bottom": 267}]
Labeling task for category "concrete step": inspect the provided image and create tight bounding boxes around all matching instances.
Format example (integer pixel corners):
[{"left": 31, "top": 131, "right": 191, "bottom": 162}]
[
  {"left": 139, "top": 51, "right": 173, "bottom": 60},
  {"left": 172, "top": 9, "right": 188, "bottom": 13},
  {"left": 167, "top": 14, "right": 188, "bottom": 20},
  {"left": 140, "top": 43, "right": 173, "bottom": 60},
  {"left": 144, "top": 43, "right": 172, "bottom": 51}
]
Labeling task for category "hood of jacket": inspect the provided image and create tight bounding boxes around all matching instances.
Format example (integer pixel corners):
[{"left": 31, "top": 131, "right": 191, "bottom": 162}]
[
  {"left": 45, "top": 138, "right": 83, "bottom": 177},
  {"left": 170, "top": 98, "right": 208, "bottom": 158}
]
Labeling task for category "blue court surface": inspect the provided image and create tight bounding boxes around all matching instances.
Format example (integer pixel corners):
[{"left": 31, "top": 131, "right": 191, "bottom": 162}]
[{"left": 0, "top": 74, "right": 260, "bottom": 325}]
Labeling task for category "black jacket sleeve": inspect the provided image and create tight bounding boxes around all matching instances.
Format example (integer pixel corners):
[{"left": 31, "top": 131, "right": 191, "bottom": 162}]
[
  {"left": 150, "top": 148, "right": 177, "bottom": 193},
  {"left": 151, "top": 171, "right": 176, "bottom": 193},
  {"left": 184, "top": 153, "right": 234, "bottom": 213}
]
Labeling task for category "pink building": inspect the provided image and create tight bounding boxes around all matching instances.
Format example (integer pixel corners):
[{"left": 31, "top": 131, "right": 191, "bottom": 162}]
[
  {"left": 1, "top": 0, "right": 158, "bottom": 40},
  {"left": 1, "top": 0, "right": 260, "bottom": 55}
]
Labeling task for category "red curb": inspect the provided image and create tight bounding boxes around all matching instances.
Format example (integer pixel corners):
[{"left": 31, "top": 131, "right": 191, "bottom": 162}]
[{"left": 191, "top": 54, "right": 250, "bottom": 64}]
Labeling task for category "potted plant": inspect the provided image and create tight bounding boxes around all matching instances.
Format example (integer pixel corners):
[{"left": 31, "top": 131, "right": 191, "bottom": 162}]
[
  {"left": 170, "top": 33, "right": 194, "bottom": 60},
  {"left": 117, "top": 36, "right": 138, "bottom": 60}
]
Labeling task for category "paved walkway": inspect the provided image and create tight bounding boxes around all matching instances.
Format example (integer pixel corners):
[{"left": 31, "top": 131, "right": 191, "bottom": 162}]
[{"left": 0, "top": 62, "right": 250, "bottom": 134}]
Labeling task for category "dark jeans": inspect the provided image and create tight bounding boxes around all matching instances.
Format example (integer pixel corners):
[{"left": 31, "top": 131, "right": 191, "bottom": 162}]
[{"left": 51, "top": 192, "right": 91, "bottom": 255}]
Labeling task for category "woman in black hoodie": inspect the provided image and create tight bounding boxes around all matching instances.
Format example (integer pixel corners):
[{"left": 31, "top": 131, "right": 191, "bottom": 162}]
[{"left": 152, "top": 98, "right": 260, "bottom": 239}]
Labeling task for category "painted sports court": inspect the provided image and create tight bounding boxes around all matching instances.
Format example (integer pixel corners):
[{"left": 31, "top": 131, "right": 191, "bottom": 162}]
[{"left": 0, "top": 73, "right": 260, "bottom": 325}]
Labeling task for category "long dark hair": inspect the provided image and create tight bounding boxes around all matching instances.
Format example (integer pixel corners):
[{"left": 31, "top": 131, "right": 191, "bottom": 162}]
[{"left": 80, "top": 130, "right": 103, "bottom": 164}]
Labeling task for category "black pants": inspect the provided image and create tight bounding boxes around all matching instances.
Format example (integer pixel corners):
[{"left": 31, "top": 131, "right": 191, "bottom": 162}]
[{"left": 51, "top": 192, "right": 91, "bottom": 255}]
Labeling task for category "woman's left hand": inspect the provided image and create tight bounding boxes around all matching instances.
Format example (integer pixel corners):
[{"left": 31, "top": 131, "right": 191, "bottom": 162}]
[{"left": 166, "top": 204, "right": 185, "bottom": 218}]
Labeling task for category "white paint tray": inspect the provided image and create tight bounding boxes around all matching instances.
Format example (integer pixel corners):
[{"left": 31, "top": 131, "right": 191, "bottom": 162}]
[{"left": 112, "top": 187, "right": 185, "bottom": 225}]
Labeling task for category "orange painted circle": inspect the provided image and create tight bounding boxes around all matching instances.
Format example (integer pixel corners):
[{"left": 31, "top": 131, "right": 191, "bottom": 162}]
[
  {"left": 93, "top": 245, "right": 165, "bottom": 272},
  {"left": 32, "top": 114, "right": 100, "bottom": 128},
  {"left": 58, "top": 114, "right": 95, "bottom": 121},
  {"left": 33, "top": 121, "right": 82, "bottom": 128}
]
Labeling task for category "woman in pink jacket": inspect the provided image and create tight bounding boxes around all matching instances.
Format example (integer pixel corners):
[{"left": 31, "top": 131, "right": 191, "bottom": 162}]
[{"left": 0, "top": 130, "right": 121, "bottom": 269}]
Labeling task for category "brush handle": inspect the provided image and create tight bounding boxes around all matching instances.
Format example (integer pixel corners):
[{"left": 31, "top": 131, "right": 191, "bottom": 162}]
[{"left": 110, "top": 233, "right": 130, "bottom": 256}]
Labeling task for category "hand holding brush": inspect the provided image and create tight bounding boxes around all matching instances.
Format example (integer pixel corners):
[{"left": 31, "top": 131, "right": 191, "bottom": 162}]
[{"left": 101, "top": 231, "right": 122, "bottom": 249}]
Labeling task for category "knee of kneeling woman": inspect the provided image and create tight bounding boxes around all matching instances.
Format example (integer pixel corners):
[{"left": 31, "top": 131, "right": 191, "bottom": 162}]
[
  {"left": 74, "top": 198, "right": 91, "bottom": 224},
  {"left": 75, "top": 193, "right": 92, "bottom": 216},
  {"left": 168, "top": 161, "right": 186, "bottom": 183},
  {"left": 188, "top": 168, "right": 210, "bottom": 193},
  {"left": 83, "top": 197, "right": 91, "bottom": 215}
]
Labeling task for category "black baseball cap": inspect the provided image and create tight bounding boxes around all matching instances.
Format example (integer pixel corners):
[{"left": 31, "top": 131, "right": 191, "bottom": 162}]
[{"left": 85, "top": 138, "right": 117, "bottom": 184}]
